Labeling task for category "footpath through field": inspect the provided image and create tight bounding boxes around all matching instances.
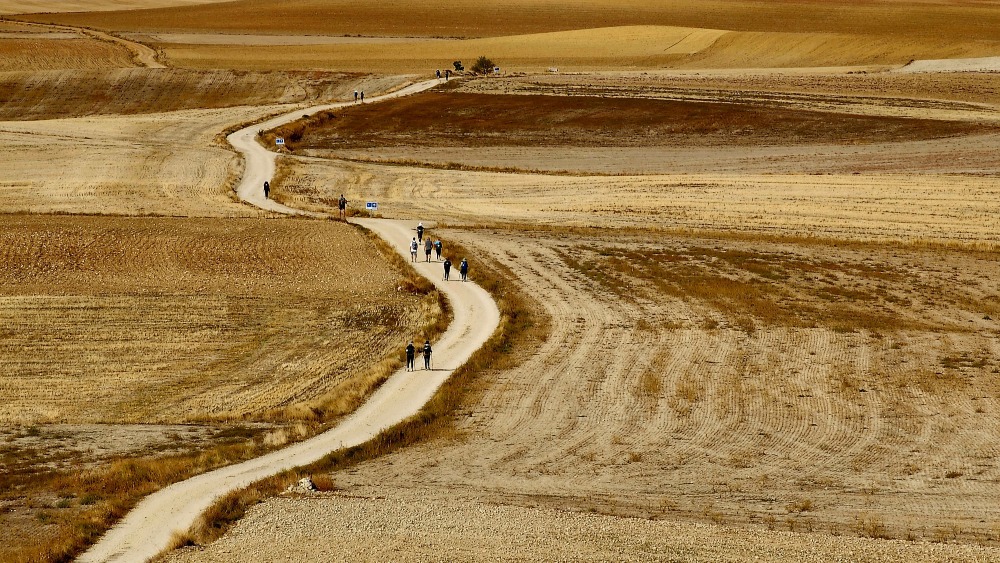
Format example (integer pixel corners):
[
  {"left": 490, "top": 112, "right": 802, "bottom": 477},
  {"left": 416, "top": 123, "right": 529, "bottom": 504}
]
[{"left": 79, "top": 80, "right": 500, "bottom": 563}]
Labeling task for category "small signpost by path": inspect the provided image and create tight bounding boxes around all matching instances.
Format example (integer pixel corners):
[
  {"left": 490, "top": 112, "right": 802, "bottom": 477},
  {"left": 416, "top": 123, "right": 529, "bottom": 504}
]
[
  {"left": 366, "top": 201, "right": 379, "bottom": 211},
  {"left": 275, "top": 137, "right": 285, "bottom": 147}
]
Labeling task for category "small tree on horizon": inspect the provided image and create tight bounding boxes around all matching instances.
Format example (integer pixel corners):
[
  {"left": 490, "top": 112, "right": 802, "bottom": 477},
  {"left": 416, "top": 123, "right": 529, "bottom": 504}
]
[{"left": 470, "top": 55, "right": 496, "bottom": 75}]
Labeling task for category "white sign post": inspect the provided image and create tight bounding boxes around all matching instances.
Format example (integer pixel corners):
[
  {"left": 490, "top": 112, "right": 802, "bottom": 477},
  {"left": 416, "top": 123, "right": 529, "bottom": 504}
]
[{"left": 366, "top": 201, "right": 378, "bottom": 211}]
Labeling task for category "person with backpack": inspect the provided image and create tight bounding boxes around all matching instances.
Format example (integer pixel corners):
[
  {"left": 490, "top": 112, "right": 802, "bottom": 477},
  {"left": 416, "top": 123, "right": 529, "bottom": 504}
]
[
  {"left": 422, "top": 340, "right": 432, "bottom": 370},
  {"left": 434, "top": 239, "right": 442, "bottom": 260},
  {"left": 424, "top": 238, "right": 433, "bottom": 262},
  {"left": 405, "top": 341, "right": 415, "bottom": 371},
  {"left": 263, "top": 181, "right": 270, "bottom": 199},
  {"left": 443, "top": 258, "right": 452, "bottom": 280},
  {"left": 338, "top": 194, "right": 348, "bottom": 220},
  {"left": 410, "top": 238, "right": 418, "bottom": 262},
  {"left": 416, "top": 222, "right": 424, "bottom": 243},
  {"left": 460, "top": 258, "right": 469, "bottom": 282}
]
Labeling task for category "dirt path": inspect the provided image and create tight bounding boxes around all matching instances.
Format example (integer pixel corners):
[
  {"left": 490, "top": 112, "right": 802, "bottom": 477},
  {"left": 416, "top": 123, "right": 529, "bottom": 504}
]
[
  {"left": 228, "top": 79, "right": 438, "bottom": 216},
  {"left": 78, "top": 79, "right": 499, "bottom": 563}
]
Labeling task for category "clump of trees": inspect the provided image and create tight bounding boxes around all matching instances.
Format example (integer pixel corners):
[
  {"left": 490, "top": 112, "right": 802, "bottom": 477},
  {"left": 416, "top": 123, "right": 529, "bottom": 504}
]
[{"left": 470, "top": 55, "right": 496, "bottom": 75}]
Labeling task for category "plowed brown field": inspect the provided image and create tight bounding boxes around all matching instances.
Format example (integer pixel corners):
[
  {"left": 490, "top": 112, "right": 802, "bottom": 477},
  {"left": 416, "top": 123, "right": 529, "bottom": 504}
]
[{"left": 274, "top": 91, "right": 993, "bottom": 151}]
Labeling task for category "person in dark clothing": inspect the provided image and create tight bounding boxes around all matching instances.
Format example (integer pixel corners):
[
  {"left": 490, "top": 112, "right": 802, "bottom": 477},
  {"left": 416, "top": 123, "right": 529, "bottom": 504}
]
[
  {"left": 360, "top": 90, "right": 365, "bottom": 102},
  {"left": 338, "top": 194, "right": 348, "bottom": 220},
  {"left": 460, "top": 258, "right": 469, "bottom": 282},
  {"left": 425, "top": 238, "right": 433, "bottom": 262},
  {"left": 354, "top": 90, "right": 358, "bottom": 103},
  {"left": 443, "top": 258, "right": 451, "bottom": 280},
  {"left": 416, "top": 222, "right": 424, "bottom": 243},
  {"left": 434, "top": 240, "right": 442, "bottom": 260},
  {"left": 423, "top": 340, "right": 432, "bottom": 370},
  {"left": 263, "top": 181, "right": 270, "bottom": 199},
  {"left": 405, "top": 341, "right": 415, "bottom": 371}
]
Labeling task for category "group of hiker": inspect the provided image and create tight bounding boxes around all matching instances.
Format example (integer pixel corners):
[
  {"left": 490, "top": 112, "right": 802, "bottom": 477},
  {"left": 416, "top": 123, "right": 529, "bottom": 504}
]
[
  {"left": 405, "top": 340, "right": 433, "bottom": 371},
  {"left": 409, "top": 222, "right": 469, "bottom": 281},
  {"left": 405, "top": 221, "right": 473, "bottom": 372}
]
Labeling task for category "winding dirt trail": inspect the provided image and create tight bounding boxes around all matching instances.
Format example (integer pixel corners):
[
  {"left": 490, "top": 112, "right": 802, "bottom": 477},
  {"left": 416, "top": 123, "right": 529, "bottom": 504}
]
[{"left": 79, "top": 78, "right": 499, "bottom": 563}]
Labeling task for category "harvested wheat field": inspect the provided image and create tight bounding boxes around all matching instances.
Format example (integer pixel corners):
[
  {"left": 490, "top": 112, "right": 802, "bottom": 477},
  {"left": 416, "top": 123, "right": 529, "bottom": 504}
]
[
  {"left": 0, "top": 214, "right": 443, "bottom": 562},
  {"left": 0, "top": 34, "right": 135, "bottom": 71},
  {"left": 0, "top": 214, "right": 437, "bottom": 424}
]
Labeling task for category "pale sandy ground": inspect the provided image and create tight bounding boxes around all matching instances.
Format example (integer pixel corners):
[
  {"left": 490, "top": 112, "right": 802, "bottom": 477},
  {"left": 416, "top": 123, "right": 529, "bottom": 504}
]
[
  {"left": 165, "top": 492, "right": 1000, "bottom": 563},
  {"left": 899, "top": 56, "right": 1000, "bottom": 74}
]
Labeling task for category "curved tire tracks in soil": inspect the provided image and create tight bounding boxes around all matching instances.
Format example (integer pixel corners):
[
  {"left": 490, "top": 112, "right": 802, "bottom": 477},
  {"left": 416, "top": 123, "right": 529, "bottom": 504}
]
[{"left": 79, "top": 78, "right": 500, "bottom": 563}]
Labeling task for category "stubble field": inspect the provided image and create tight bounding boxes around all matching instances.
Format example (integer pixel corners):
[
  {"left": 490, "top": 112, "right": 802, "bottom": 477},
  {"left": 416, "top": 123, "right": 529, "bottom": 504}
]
[{"left": 0, "top": 214, "right": 444, "bottom": 562}]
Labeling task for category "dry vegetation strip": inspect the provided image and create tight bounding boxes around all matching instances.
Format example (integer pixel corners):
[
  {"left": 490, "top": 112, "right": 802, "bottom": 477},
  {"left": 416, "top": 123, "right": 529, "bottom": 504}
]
[
  {"left": 266, "top": 91, "right": 991, "bottom": 153},
  {"left": 0, "top": 214, "right": 450, "bottom": 562}
]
